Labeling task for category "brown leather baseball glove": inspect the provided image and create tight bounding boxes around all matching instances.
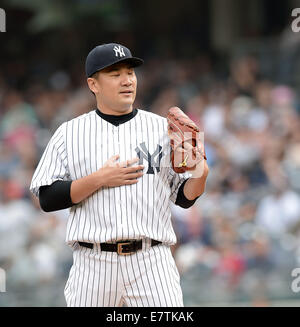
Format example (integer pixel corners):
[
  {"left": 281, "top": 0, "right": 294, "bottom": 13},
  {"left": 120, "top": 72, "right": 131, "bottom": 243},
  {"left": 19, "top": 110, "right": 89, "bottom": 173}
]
[{"left": 167, "top": 106, "right": 207, "bottom": 173}]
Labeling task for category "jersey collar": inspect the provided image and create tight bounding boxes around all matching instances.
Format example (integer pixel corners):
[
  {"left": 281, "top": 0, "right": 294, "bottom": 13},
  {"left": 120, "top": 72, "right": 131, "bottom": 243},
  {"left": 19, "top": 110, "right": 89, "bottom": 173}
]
[{"left": 95, "top": 108, "right": 138, "bottom": 126}]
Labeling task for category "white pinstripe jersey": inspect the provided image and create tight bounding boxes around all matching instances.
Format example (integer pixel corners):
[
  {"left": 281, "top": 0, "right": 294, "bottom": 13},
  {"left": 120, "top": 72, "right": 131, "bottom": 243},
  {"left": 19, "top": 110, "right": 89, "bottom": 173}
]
[{"left": 30, "top": 109, "right": 190, "bottom": 246}]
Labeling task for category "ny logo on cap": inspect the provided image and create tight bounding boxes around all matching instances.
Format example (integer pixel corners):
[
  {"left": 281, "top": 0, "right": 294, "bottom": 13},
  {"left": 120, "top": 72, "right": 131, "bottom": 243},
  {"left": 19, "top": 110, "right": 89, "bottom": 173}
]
[{"left": 113, "top": 45, "right": 125, "bottom": 58}]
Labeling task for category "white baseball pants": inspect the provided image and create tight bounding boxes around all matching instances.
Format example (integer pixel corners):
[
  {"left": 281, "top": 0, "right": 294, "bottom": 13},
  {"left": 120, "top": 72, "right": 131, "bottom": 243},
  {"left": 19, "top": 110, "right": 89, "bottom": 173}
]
[{"left": 64, "top": 239, "right": 184, "bottom": 307}]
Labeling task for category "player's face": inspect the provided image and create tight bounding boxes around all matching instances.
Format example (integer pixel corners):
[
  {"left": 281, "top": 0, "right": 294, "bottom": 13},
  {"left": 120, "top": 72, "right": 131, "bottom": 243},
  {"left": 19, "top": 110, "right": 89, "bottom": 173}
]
[{"left": 90, "top": 62, "right": 137, "bottom": 115}]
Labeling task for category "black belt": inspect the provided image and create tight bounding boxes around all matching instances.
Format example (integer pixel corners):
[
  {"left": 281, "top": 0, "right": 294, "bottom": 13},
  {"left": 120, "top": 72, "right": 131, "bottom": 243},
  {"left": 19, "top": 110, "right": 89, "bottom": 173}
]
[{"left": 78, "top": 239, "right": 162, "bottom": 255}]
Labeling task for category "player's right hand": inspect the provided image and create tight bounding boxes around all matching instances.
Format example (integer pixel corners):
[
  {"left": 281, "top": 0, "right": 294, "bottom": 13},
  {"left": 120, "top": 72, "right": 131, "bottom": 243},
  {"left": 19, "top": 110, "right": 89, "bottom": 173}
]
[{"left": 98, "top": 155, "right": 144, "bottom": 187}]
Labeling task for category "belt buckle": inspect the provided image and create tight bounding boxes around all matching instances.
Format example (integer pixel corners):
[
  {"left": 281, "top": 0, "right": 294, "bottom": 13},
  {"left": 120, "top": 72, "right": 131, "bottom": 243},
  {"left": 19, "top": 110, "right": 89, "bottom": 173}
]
[{"left": 117, "top": 241, "right": 134, "bottom": 256}]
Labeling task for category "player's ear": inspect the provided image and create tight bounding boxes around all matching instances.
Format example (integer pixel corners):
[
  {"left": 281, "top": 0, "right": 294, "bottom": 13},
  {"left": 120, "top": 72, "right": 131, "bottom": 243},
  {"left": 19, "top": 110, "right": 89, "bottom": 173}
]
[{"left": 87, "top": 77, "right": 99, "bottom": 94}]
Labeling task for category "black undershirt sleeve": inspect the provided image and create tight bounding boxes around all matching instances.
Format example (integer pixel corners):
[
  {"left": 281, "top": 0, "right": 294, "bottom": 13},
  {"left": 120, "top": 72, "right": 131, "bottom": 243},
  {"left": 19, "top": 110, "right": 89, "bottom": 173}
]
[
  {"left": 39, "top": 180, "right": 74, "bottom": 212},
  {"left": 175, "top": 178, "right": 200, "bottom": 209},
  {"left": 39, "top": 178, "right": 198, "bottom": 212}
]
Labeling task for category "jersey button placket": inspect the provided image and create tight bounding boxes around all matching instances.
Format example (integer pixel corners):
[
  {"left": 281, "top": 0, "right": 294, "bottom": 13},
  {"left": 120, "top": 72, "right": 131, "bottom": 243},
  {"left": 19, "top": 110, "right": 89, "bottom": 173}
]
[
  {"left": 118, "top": 126, "right": 125, "bottom": 231},
  {"left": 114, "top": 126, "right": 123, "bottom": 231}
]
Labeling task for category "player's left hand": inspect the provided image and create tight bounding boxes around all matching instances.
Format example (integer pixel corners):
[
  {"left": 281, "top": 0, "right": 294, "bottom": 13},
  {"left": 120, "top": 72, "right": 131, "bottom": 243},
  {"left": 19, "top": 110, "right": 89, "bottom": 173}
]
[
  {"left": 167, "top": 106, "right": 207, "bottom": 174},
  {"left": 170, "top": 131, "right": 208, "bottom": 178}
]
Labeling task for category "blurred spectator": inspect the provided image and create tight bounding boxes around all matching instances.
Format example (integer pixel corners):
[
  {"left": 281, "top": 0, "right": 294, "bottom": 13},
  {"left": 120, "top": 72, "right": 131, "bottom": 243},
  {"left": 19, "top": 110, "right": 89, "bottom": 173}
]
[{"left": 256, "top": 184, "right": 300, "bottom": 237}]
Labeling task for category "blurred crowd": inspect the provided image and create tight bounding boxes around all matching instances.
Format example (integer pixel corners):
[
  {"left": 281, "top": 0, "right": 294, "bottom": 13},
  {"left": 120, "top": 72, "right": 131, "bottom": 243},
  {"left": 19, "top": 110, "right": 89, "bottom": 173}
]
[{"left": 1, "top": 51, "right": 300, "bottom": 306}]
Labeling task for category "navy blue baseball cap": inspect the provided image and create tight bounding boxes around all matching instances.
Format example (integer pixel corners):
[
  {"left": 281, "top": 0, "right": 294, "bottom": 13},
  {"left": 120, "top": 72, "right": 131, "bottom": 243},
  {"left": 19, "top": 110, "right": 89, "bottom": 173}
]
[{"left": 85, "top": 43, "right": 144, "bottom": 77}]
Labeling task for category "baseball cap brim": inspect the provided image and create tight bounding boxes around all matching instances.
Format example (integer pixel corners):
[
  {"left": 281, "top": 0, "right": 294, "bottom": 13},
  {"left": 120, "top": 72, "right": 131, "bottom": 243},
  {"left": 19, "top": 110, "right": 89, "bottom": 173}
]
[{"left": 88, "top": 57, "right": 144, "bottom": 77}]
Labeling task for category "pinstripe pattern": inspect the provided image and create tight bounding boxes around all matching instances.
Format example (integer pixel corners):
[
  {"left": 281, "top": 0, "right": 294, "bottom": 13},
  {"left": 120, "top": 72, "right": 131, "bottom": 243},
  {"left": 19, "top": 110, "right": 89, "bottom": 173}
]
[
  {"left": 30, "top": 108, "right": 190, "bottom": 307},
  {"left": 30, "top": 109, "right": 190, "bottom": 245},
  {"left": 64, "top": 243, "right": 183, "bottom": 307}
]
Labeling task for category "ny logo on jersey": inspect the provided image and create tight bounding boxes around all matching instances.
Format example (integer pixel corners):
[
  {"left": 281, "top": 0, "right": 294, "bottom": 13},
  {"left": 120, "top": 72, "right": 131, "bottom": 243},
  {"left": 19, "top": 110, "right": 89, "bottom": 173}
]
[
  {"left": 113, "top": 45, "right": 125, "bottom": 58},
  {"left": 135, "top": 142, "right": 164, "bottom": 174}
]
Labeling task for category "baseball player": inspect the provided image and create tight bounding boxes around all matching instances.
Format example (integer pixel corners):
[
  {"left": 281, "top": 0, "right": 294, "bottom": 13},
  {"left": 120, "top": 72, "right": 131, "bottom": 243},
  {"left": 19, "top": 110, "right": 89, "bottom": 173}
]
[{"left": 30, "top": 43, "right": 209, "bottom": 307}]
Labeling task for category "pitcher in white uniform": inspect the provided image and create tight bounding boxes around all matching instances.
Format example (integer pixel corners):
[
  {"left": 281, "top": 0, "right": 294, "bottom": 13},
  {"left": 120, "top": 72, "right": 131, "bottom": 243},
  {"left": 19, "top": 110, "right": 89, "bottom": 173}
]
[{"left": 30, "top": 43, "right": 209, "bottom": 307}]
